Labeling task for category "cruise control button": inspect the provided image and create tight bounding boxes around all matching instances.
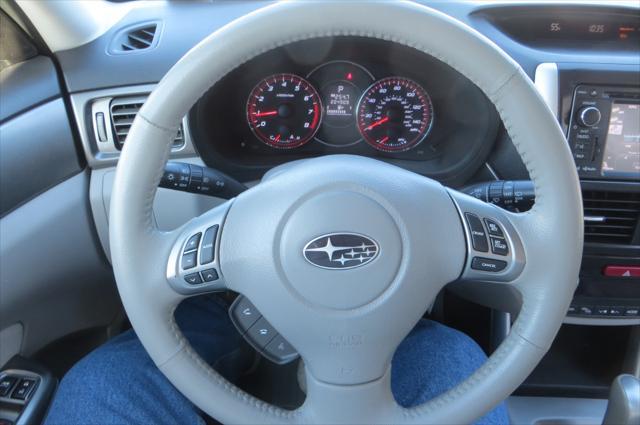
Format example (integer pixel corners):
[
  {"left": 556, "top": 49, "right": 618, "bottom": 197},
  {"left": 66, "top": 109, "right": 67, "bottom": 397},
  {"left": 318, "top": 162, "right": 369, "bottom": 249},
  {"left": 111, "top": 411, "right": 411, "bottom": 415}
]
[
  {"left": 201, "top": 268, "right": 218, "bottom": 282},
  {"left": 200, "top": 225, "right": 218, "bottom": 265},
  {"left": 484, "top": 219, "right": 504, "bottom": 237},
  {"left": 11, "top": 378, "right": 36, "bottom": 400},
  {"left": 0, "top": 376, "right": 16, "bottom": 397},
  {"left": 184, "top": 273, "right": 202, "bottom": 285},
  {"left": 471, "top": 257, "right": 507, "bottom": 272},
  {"left": 264, "top": 334, "right": 298, "bottom": 364},
  {"left": 247, "top": 317, "right": 277, "bottom": 348},
  {"left": 465, "top": 213, "right": 488, "bottom": 252},
  {"left": 184, "top": 233, "right": 201, "bottom": 253},
  {"left": 231, "top": 297, "right": 261, "bottom": 331},
  {"left": 490, "top": 237, "right": 509, "bottom": 256},
  {"left": 181, "top": 252, "right": 197, "bottom": 270}
]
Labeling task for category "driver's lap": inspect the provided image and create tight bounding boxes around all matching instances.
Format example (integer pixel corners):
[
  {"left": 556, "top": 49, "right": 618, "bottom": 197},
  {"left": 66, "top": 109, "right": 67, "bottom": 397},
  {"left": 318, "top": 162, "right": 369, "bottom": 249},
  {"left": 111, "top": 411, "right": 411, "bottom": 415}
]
[{"left": 44, "top": 295, "right": 508, "bottom": 425}]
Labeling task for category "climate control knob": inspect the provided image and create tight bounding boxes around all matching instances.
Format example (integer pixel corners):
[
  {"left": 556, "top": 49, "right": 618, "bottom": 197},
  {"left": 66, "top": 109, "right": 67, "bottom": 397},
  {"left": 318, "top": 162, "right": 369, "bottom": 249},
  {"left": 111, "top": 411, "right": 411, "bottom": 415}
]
[{"left": 577, "top": 106, "right": 602, "bottom": 127}]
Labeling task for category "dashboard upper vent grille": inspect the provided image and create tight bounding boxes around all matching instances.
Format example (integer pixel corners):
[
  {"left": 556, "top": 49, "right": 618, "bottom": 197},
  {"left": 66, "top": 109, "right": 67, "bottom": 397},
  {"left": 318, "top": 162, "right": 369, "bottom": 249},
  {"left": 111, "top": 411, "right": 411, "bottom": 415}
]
[
  {"left": 122, "top": 24, "right": 157, "bottom": 51},
  {"left": 109, "top": 97, "right": 183, "bottom": 149},
  {"left": 109, "top": 22, "right": 161, "bottom": 54},
  {"left": 583, "top": 190, "right": 640, "bottom": 245}
]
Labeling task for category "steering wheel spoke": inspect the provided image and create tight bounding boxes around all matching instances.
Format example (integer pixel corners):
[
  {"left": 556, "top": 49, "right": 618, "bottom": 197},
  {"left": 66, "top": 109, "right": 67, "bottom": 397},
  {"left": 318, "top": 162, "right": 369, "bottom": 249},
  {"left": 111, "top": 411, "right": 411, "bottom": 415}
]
[
  {"left": 301, "top": 366, "right": 403, "bottom": 423},
  {"left": 165, "top": 201, "right": 232, "bottom": 296},
  {"left": 448, "top": 188, "right": 526, "bottom": 284}
]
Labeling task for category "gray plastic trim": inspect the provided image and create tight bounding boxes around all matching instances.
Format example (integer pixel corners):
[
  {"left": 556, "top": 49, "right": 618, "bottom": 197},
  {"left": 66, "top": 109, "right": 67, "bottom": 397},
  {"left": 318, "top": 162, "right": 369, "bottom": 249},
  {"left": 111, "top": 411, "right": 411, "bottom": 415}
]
[
  {"left": 563, "top": 316, "right": 640, "bottom": 326},
  {"left": 534, "top": 62, "right": 559, "bottom": 119},
  {"left": 507, "top": 396, "right": 607, "bottom": 425},
  {"left": 69, "top": 84, "right": 196, "bottom": 169}
]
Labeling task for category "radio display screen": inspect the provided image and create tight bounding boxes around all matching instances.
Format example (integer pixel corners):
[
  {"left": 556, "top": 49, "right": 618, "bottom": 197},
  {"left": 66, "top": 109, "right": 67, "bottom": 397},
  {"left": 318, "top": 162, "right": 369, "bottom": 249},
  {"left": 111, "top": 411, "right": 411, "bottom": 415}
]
[{"left": 601, "top": 102, "right": 640, "bottom": 179}]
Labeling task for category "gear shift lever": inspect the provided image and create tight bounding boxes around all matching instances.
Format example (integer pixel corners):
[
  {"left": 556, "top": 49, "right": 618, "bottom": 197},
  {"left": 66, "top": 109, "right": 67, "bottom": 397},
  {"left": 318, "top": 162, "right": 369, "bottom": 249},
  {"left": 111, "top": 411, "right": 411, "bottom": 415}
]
[{"left": 602, "top": 374, "right": 640, "bottom": 425}]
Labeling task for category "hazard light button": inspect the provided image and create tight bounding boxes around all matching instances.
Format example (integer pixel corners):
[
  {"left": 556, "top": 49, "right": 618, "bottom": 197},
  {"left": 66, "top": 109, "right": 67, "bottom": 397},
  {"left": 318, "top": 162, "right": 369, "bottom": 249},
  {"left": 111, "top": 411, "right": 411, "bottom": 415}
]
[{"left": 603, "top": 266, "right": 640, "bottom": 278}]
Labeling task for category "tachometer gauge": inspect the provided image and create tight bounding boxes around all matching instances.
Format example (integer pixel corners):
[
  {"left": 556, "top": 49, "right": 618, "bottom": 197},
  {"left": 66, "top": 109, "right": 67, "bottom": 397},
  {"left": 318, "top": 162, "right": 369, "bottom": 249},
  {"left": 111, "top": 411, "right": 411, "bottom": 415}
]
[
  {"left": 357, "top": 77, "right": 433, "bottom": 152},
  {"left": 246, "top": 74, "right": 321, "bottom": 149}
]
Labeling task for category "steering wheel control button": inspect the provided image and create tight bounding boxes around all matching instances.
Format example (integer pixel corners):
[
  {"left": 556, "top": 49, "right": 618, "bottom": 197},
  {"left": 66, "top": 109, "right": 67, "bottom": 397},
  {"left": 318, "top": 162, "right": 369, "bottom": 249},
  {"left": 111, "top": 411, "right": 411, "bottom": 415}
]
[
  {"left": 264, "top": 334, "right": 298, "bottom": 364},
  {"left": 184, "top": 233, "right": 201, "bottom": 253},
  {"left": 200, "top": 225, "right": 218, "bottom": 265},
  {"left": 471, "top": 257, "right": 507, "bottom": 273},
  {"left": 181, "top": 252, "right": 197, "bottom": 270},
  {"left": 0, "top": 376, "right": 17, "bottom": 397},
  {"left": 184, "top": 273, "right": 203, "bottom": 285},
  {"left": 247, "top": 317, "right": 277, "bottom": 348},
  {"left": 201, "top": 268, "right": 219, "bottom": 282},
  {"left": 230, "top": 296, "right": 261, "bottom": 331},
  {"left": 484, "top": 219, "right": 504, "bottom": 237},
  {"left": 490, "top": 237, "right": 509, "bottom": 256},
  {"left": 465, "top": 213, "right": 489, "bottom": 252}
]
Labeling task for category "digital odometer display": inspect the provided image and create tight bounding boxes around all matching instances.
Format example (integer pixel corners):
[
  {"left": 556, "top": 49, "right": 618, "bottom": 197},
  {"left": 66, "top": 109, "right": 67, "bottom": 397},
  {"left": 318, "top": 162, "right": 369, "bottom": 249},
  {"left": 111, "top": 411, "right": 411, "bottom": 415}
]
[
  {"left": 602, "top": 102, "right": 640, "bottom": 179},
  {"left": 356, "top": 77, "right": 433, "bottom": 152}
]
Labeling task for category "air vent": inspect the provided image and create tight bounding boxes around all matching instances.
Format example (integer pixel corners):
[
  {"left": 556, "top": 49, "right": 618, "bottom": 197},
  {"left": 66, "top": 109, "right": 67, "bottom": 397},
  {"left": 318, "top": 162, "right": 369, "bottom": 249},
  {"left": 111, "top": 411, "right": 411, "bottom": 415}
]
[
  {"left": 122, "top": 24, "right": 157, "bottom": 51},
  {"left": 583, "top": 190, "right": 640, "bottom": 245},
  {"left": 109, "top": 97, "right": 184, "bottom": 149},
  {"left": 109, "top": 22, "right": 160, "bottom": 54}
]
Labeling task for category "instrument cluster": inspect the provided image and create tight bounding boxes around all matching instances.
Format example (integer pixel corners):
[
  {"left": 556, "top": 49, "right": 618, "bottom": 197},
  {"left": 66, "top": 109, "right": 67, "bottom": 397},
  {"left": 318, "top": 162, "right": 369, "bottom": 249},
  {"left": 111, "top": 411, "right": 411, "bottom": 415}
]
[
  {"left": 190, "top": 37, "right": 500, "bottom": 185},
  {"left": 246, "top": 62, "right": 434, "bottom": 153}
]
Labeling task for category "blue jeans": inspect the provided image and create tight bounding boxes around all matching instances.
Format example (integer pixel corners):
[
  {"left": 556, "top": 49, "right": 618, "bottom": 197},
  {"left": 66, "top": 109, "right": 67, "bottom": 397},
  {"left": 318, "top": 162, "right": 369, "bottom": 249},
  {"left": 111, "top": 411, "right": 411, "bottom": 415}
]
[{"left": 45, "top": 296, "right": 508, "bottom": 424}]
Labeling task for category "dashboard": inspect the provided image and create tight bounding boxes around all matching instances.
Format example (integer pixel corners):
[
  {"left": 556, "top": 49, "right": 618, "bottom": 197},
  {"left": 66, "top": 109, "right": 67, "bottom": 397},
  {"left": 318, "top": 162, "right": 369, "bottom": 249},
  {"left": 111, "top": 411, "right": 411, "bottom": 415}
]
[
  {"left": 190, "top": 37, "right": 498, "bottom": 184},
  {"left": 60, "top": 0, "right": 639, "bottom": 331}
]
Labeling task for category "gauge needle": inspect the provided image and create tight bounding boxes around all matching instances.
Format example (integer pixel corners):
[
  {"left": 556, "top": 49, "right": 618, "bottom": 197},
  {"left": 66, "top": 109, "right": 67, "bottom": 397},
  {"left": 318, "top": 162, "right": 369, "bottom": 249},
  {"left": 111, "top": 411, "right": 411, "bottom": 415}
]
[
  {"left": 254, "top": 110, "right": 278, "bottom": 117},
  {"left": 274, "top": 134, "right": 281, "bottom": 142},
  {"left": 378, "top": 136, "right": 390, "bottom": 144},
  {"left": 364, "top": 116, "right": 389, "bottom": 131}
]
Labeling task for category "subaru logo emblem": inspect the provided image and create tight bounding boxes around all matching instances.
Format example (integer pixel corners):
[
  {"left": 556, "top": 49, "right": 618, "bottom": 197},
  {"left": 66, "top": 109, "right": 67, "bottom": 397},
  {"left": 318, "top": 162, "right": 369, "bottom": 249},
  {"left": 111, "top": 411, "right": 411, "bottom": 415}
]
[{"left": 303, "top": 233, "right": 379, "bottom": 270}]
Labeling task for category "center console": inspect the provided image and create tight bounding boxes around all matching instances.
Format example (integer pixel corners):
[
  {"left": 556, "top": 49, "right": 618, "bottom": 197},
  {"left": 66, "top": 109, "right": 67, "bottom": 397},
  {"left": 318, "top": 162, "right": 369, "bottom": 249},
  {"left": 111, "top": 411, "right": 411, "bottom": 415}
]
[
  {"left": 554, "top": 64, "right": 640, "bottom": 326},
  {"left": 567, "top": 84, "right": 639, "bottom": 181}
]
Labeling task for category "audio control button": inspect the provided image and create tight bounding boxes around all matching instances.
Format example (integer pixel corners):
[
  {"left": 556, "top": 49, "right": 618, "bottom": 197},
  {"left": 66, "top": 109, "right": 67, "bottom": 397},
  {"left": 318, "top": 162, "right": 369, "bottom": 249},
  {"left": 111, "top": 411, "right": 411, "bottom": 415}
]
[{"left": 577, "top": 106, "right": 601, "bottom": 127}]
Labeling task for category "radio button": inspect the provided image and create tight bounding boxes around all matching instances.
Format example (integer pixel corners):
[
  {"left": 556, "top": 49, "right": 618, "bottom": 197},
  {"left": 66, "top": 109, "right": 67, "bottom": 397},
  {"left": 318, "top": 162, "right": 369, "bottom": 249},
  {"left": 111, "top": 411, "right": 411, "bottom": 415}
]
[{"left": 577, "top": 106, "right": 602, "bottom": 127}]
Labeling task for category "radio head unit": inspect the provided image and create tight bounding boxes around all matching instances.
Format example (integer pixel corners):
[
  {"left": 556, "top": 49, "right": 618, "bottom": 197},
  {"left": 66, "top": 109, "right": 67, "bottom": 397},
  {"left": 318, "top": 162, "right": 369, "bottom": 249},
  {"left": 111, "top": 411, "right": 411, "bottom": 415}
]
[{"left": 568, "top": 85, "right": 640, "bottom": 180}]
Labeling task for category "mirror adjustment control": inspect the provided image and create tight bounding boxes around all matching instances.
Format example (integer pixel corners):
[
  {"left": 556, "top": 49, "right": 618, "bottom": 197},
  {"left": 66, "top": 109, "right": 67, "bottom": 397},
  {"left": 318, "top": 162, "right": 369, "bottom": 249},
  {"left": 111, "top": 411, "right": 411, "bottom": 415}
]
[
  {"left": 465, "top": 213, "right": 489, "bottom": 252},
  {"left": 11, "top": 378, "right": 37, "bottom": 401},
  {"left": 0, "top": 376, "right": 16, "bottom": 397},
  {"left": 471, "top": 257, "right": 507, "bottom": 272}
]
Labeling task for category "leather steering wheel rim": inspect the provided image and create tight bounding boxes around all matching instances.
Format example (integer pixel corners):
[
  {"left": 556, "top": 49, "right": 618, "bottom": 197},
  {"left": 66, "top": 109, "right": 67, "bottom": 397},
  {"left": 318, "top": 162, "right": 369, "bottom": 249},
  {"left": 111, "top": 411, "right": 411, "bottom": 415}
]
[{"left": 109, "top": 1, "right": 583, "bottom": 423}]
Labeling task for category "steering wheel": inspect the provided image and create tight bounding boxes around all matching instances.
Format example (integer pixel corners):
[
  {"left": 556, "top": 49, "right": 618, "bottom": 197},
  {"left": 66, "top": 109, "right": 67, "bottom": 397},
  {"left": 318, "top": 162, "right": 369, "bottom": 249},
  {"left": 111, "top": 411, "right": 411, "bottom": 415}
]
[{"left": 109, "top": 1, "right": 583, "bottom": 423}]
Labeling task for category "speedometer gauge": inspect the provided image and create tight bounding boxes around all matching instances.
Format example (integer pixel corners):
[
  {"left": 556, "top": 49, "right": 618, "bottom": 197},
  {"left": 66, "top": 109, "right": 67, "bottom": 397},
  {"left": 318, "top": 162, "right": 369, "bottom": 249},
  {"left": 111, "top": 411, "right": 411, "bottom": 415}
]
[
  {"left": 247, "top": 74, "right": 321, "bottom": 149},
  {"left": 357, "top": 77, "right": 433, "bottom": 152}
]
